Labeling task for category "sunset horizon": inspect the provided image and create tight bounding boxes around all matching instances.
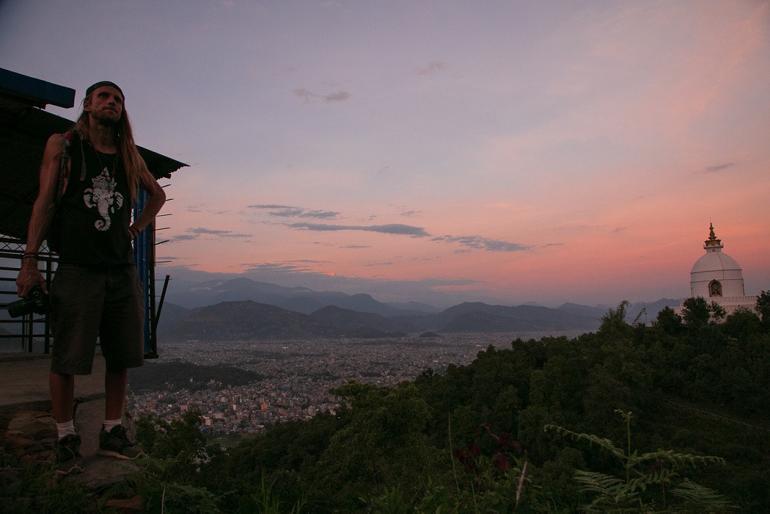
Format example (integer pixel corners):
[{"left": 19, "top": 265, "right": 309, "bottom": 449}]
[{"left": 2, "top": 0, "right": 768, "bottom": 307}]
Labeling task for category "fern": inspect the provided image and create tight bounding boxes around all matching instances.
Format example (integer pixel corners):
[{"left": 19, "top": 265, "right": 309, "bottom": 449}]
[
  {"left": 546, "top": 409, "right": 733, "bottom": 512},
  {"left": 574, "top": 470, "right": 642, "bottom": 512},
  {"left": 631, "top": 449, "right": 725, "bottom": 468},
  {"left": 671, "top": 479, "right": 735, "bottom": 511},
  {"left": 543, "top": 424, "right": 625, "bottom": 460},
  {"left": 625, "top": 467, "right": 678, "bottom": 494},
  {"left": 574, "top": 470, "right": 631, "bottom": 496}
]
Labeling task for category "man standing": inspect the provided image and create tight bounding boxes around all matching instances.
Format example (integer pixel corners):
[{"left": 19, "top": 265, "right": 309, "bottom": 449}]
[{"left": 16, "top": 81, "right": 165, "bottom": 472}]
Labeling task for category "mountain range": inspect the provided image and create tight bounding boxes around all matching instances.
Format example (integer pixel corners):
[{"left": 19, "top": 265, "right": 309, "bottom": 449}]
[
  {"left": 163, "top": 276, "right": 439, "bottom": 316},
  {"left": 156, "top": 277, "right": 682, "bottom": 341}
]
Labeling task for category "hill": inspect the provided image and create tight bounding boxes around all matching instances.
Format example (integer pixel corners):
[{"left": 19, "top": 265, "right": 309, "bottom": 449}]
[
  {"left": 160, "top": 275, "right": 682, "bottom": 335},
  {"left": 308, "top": 305, "right": 407, "bottom": 338},
  {"left": 165, "top": 301, "right": 338, "bottom": 340},
  {"left": 434, "top": 302, "right": 600, "bottom": 332},
  {"left": 163, "top": 301, "right": 407, "bottom": 341},
  {"left": 164, "top": 276, "right": 428, "bottom": 316},
  {"left": 161, "top": 299, "right": 606, "bottom": 341},
  {"left": 157, "top": 294, "right": 685, "bottom": 341}
]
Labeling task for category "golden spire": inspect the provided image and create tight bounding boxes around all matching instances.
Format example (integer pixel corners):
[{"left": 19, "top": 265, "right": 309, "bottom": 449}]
[{"left": 704, "top": 222, "right": 723, "bottom": 251}]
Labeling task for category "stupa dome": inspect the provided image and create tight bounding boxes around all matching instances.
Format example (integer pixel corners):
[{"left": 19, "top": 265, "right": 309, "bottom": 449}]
[
  {"left": 691, "top": 252, "right": 742, "bottom": 275},
  {"left": 690, "top": 224, "right": 745, "bottom": 298}
]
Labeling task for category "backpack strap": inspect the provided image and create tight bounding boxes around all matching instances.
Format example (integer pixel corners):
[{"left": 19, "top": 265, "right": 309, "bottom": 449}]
[
  {"left": 47, "top": 131, "right": 74, "bottom": 254},
  {"left": 56, "top": 131, "right": 74, "bottom": 202},
  {"left": 78, "top": 135, "right": 87, "bottom": 181}
]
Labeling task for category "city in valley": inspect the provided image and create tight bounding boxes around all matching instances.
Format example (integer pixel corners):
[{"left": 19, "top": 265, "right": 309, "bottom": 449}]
[{"left": 128, "top": 332, "right": 577, "bottom": 435}]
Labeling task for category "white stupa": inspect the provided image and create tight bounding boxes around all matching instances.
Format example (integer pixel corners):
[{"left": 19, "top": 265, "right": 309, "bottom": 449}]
[{"left": 684, "top": 224, "right": 757, "bottom": 315}]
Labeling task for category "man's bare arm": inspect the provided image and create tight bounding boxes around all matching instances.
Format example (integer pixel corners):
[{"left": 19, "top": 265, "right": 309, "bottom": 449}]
[
  {"left": 128, "top": 166, "right": 166, "bottom": 239},
  {"left": 16, "top": 134, "right": 65, "bottom": 296}
]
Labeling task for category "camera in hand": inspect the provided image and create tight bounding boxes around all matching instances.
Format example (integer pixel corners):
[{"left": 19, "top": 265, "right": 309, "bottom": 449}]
[{"left": 7, "top": 287, "right": 50, "bottom": 318}]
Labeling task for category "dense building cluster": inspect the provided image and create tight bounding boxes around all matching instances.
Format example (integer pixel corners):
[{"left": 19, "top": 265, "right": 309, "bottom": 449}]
[{"left": 128, "top": 332, "right": 575, "bottom": 434}]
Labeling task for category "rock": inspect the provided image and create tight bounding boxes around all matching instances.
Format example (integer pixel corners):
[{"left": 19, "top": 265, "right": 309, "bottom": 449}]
[
  {"left": 1, "top": 408, "right": 142, "bottom": 510},
  {"left": 104, "top": 495, "right": 144, "bottom": 512},
  {"left": 7, "top": 411, "right": 56, "bottom": 439},
  {"left": 3, "top": 410, "right": 56, "bottom": 465},
  {"left": 3, "top": 431, "right": 35, "bottom": 450},
  {"left": 20, "top": 451, "right": 52, "bottom": 465},
  {"left": 69, "top": 455, "right": 140, "bottom": 492}
]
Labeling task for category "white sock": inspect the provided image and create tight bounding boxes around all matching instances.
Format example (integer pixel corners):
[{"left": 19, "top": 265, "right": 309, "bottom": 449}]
[
  {"left": 56, "top": 420, "right": 76, "bottom": 440},
  {"left": 103, "top": 418, "right": 122, "bottom": 432}
]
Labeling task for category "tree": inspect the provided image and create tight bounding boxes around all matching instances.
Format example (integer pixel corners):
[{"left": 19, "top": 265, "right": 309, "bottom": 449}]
[
  {"left": 723, "top": 308, "right": 762, "bottom": 339},
  {"left": 314, "top": 382, "right": 437, "bottom": 506},
  {"left": 682, "top": 297, "right": 710, "bottom": 328},
  {"left": 756, "top": 290, "right": 770, "bottom": 329},
  {"left": 710, "top": 301, "right": 726, "bottom": 322},
  {"left": 600, "top": 300, "right": 631, "bottom": 335},
  {"left": 655, "top": 306, "right": 683, "bottom": 335}
]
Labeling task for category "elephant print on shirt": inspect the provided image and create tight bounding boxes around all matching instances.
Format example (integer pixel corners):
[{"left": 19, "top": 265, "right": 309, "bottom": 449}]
[{"left": 83, "top": 168, "right": 124, "bottom": 231}]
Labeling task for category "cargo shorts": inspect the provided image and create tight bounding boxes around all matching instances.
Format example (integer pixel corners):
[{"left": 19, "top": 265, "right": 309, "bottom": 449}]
[{"left": 50, "top": 264, "right": 144, "bottom": 374}]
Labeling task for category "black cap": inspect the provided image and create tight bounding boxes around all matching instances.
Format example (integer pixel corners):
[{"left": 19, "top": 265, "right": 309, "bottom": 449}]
[{"left": 86, "top": 81, "right": 124, "bottom": 99}]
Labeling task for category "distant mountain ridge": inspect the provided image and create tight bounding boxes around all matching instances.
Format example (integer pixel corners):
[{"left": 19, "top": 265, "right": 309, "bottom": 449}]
[
  {"left": 433, "top": 302, "right": 600, "bottom": 332},
  {"left": 165, "top": 277, "right": 437, "bottom": 317},
  {"left": 160, "top": 301, "right": 407, "bottom": 341},
  {"left": 159, "top": 300, "right": 601, "bottom": 341},
  {"left": 555, "top": 298, "right": 682, "bottom": 325},
  {"left": 308, "top": 306, "right": 407, "bottom": 337},
  {"left": 156, "top": 276, "right": 684, "bottom": 340}
]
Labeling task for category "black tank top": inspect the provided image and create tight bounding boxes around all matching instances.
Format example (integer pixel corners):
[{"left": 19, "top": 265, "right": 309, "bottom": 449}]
[{"left": 54, "top": 134, "right": 133, "bottom": 267}]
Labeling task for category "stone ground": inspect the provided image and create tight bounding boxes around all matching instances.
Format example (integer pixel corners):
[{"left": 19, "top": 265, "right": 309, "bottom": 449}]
[{"left": 0, "top": 353, "right": 145, "bottom": 512}]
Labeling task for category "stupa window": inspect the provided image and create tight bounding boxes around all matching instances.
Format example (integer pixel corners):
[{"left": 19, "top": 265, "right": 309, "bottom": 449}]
[{"left": 709, "top": 280, "right": 722, "bottom": 297}]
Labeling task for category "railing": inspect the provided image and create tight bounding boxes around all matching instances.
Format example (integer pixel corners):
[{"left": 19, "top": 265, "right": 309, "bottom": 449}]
[{"left": 0, "top": 236, "right": 56, "bottom": 353}]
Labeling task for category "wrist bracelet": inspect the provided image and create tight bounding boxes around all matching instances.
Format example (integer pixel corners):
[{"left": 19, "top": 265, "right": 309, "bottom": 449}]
[{"left": 22, "top": 253, "right": 38, "bottom": 260}]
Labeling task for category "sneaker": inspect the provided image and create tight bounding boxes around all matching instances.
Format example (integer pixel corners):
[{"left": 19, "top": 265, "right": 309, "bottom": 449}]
[
  {"left": 98, "top": 425, "right": 144, "bottom": 460},
  {"left": 55, "top": 434, "right": 84, "bottom": 475}
]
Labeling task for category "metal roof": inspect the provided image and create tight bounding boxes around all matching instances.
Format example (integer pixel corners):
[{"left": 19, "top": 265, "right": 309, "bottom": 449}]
[{"left": 0, "top": 68, "right": 75, "bottom": 108}]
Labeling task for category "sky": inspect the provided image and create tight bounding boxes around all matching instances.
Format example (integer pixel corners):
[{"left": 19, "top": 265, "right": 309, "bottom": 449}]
[{"left": 2, "top": 0, "right": 769, "bottom": 307}]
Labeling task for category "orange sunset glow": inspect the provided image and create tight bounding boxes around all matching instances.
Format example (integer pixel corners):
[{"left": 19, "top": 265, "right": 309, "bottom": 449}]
[{"left": 2, "top": 0, "right": 768, "bottom": 306}]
